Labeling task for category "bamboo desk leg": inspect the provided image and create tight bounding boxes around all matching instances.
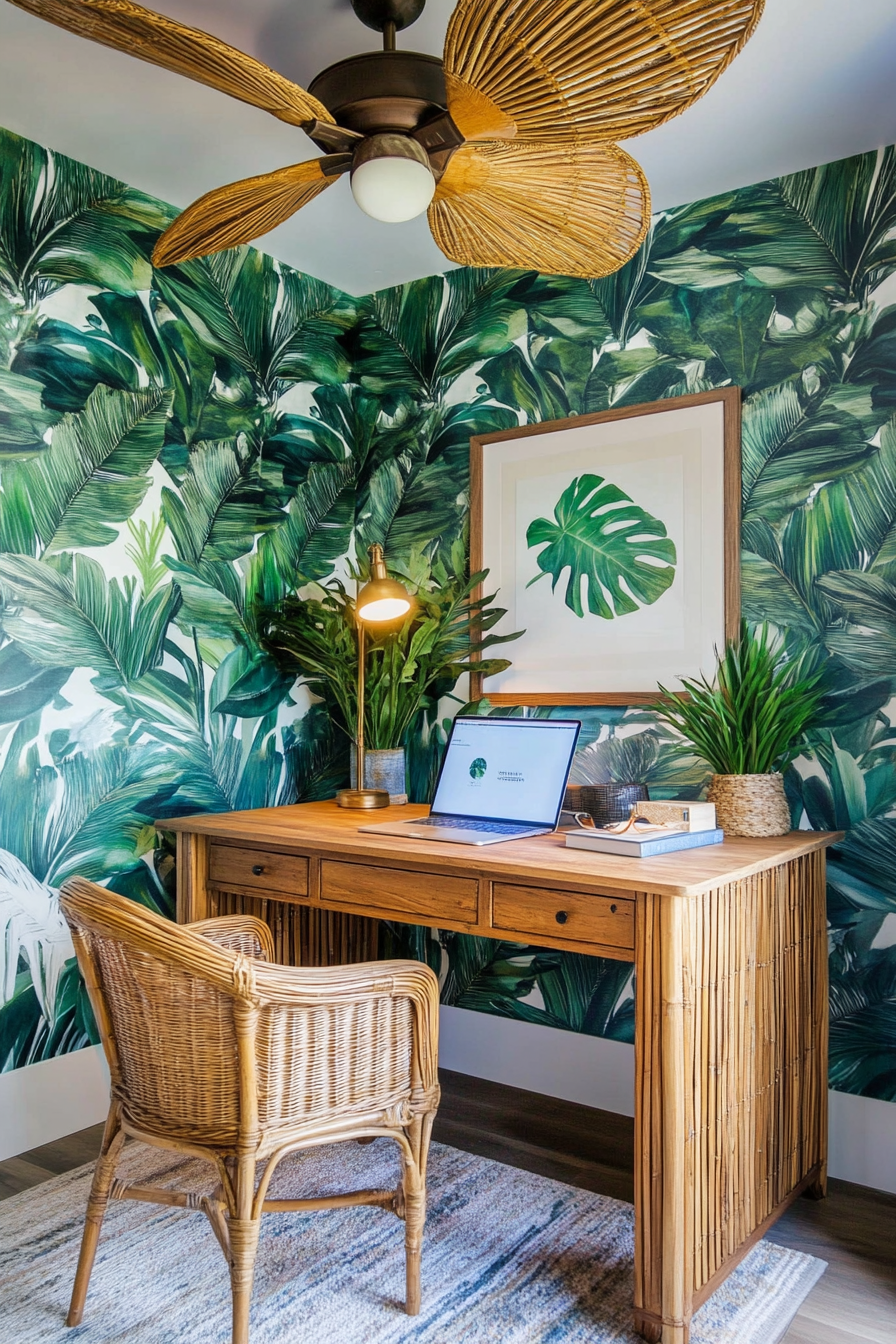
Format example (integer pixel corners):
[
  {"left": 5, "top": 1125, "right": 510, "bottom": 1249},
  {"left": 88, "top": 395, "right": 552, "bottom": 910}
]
[{"left": 633, "top": 851, "right": 829, "bottom": 1344}]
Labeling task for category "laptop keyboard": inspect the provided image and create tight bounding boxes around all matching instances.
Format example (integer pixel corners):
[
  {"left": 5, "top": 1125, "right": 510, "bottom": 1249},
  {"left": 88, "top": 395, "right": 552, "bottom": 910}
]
[{"left": 413, "top": 817, "right": 539, "bottom": 835}]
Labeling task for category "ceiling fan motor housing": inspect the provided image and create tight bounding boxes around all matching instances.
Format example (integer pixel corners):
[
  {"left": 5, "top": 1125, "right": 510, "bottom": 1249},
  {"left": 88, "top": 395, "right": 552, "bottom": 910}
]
[{"left": 307, "top": 50, "right": 447, "bottom": 138}]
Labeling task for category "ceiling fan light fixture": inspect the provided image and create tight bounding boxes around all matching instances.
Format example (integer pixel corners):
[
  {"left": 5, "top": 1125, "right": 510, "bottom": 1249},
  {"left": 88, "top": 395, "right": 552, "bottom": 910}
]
[{"left": 350, "top": 133, "right": 435, "bottom": 222}]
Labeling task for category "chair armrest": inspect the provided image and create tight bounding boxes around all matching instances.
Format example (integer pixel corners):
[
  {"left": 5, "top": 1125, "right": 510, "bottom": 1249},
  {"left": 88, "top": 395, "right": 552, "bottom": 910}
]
[{"left": 187, "top": 915, "right": 274, "bottom": 962}]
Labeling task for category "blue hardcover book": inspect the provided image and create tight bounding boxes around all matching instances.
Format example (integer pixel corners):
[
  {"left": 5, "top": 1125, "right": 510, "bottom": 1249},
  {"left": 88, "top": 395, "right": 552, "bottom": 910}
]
[{"left": 565, "top": 827, "right": 725, "bottom": 858}]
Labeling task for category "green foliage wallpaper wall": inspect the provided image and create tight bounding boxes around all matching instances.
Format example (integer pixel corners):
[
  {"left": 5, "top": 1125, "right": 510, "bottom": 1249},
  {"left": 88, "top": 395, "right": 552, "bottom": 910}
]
[{"left": 1, "top": 124, "right": 895, "bottom": 1101}]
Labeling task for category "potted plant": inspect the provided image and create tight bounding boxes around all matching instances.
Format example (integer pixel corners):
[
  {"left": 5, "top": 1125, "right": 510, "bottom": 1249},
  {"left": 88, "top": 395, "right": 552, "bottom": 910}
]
[
  {"left": 651, "top": 622, "right": 824, "bottom": 837},
  {"left": 262, "top": 544, "right": 521, "bottom": 801}
]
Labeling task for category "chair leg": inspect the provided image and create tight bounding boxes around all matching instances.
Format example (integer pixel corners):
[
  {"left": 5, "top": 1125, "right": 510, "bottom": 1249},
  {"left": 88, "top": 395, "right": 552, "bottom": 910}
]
[
  {"left": 402, "top": 1112, "right": 434, "bottom": 1316},
  {"left": 228, "top": 1158, "right": 260, "bottom": 1344},
  {"left": 403, "top": 1180, "right": 425, "bottom": 1315},
  {"left": 67, "top": 1103, "right": 124, "bottom": 1327}
]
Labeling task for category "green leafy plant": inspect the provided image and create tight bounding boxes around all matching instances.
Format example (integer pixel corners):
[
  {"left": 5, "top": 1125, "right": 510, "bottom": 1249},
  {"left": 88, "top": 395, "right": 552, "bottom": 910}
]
[
  {"left": 263, "top": 543, "right": 522, "bottom": 751},
  {"left": 526, "top": 473, "right": 677, "bottom": 619},
  {"left": 651, "top": 622, "right": 825, "bottom": 775}
]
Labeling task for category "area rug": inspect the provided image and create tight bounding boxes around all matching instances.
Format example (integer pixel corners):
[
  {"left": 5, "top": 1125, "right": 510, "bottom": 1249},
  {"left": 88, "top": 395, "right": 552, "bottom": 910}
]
[{"left": 0, "top": 1139, "right": 824, "bottom": 1344}]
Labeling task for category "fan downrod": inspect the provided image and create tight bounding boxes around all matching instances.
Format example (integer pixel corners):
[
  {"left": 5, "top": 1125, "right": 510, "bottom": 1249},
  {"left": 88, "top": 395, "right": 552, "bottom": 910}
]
[{"left": 351, "top": 0, "right": 425, "bottom": 49}]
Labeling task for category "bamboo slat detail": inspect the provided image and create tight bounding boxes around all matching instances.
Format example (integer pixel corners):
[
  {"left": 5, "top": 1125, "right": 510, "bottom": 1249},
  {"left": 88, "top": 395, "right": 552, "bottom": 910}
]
[
  {"left": 208, "top": 888, "right": 379, "bottom": 969},
  {"left": 444, "top": 0, "right": 765, "bottom": 144},
  {"left": 635, "top": 849, "right": 829, "bottom": 1339},
  {"left": 8, "top": 0, "right": 333, "bottom": 127},
  {"left": 429, "top": 139, "right": 649, "bottom": 277}
]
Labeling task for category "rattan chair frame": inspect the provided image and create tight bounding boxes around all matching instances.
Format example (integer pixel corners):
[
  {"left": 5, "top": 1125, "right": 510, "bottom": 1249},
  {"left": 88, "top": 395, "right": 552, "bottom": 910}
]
[{"left": 59, "top": 878, "right": 441, "bottom": 1344}]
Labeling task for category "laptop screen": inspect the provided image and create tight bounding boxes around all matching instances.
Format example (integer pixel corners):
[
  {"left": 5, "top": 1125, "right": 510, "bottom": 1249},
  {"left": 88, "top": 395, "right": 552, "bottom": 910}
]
[{"left": 431, "top": 717, "right": 581, "bottom": 827}]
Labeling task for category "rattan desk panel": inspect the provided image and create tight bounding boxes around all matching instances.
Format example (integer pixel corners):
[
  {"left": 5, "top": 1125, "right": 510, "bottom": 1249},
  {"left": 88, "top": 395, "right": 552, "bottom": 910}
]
[{"left": 163, "top": 800, "right": 840, "bottom": 1344}]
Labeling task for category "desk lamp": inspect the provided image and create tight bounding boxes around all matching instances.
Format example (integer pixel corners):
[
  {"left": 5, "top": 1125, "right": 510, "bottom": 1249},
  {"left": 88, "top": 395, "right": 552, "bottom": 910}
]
[{"left": 336, "top": 543, "right": 413, "bottom": 809}]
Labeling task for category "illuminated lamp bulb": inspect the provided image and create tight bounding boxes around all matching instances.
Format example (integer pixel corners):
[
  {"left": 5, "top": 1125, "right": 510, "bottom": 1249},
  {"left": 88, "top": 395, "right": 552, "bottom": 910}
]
[{"left": 356, "top": 544, "right": 413, "bottom": 623}]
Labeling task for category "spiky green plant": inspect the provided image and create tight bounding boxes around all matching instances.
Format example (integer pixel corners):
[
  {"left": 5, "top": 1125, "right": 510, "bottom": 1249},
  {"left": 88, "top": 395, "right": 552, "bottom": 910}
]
[{"left": 651, "top": 623, "right": 824, "bottom": 776}]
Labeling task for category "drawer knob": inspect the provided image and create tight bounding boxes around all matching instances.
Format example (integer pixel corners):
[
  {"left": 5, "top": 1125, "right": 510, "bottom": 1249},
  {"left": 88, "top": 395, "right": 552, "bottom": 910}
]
[
  {"left": 555, "top": 910, "right": 569, "bottom": 925},
  {"left": 610, "top": 903, "right": 617, "bottom": 913},
  {"left": 251, "top": 864, "right": 264, "bottom": 876}
]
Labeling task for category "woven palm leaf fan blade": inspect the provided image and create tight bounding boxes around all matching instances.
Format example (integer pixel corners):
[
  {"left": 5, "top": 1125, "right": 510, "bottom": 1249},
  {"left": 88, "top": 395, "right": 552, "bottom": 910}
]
[
  {"left": 152, "top": 157, "right": 352, "bottom": 268},
  {"left": 444, "top": 0, "right": 765, "bottom": 142},
  {"left": 5, "top": 0, "right": 334, "bottom": 127},
  {"left": 428, "top": 140, "right": 650, "bottom": 277}
]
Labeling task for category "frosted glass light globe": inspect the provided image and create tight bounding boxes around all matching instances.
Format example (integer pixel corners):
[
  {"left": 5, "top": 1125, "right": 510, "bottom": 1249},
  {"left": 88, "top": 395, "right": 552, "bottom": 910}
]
[
  {"left": 350, "top": 133, "right": 436, "bottom": 223},
  {"left": 351, "top": 154, "right": 435, "bottom": 222}
]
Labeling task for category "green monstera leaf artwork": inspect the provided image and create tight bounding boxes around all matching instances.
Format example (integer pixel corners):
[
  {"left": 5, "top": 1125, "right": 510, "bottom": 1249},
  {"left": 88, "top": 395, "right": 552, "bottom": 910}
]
[{"left": 526, "top": 473, "right": 677, "bottom": 619}]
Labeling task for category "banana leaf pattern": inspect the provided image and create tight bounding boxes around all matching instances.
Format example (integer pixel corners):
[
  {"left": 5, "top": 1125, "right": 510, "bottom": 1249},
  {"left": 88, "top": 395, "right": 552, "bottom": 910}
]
[{"left": 1, "top": 125, "right": 895, "bottom": 1103}]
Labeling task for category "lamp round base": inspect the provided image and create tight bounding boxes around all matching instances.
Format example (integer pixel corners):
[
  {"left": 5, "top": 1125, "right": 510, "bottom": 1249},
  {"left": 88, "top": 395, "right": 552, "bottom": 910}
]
[{"left": 335, "top": 788, "right": 391, "bottom": 809}]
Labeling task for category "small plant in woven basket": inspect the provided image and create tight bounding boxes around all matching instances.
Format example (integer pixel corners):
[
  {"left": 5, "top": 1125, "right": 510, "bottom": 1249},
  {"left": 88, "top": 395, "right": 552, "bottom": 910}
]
[{"left": 650, "top": 622, "right": 824, "bottom": 837}]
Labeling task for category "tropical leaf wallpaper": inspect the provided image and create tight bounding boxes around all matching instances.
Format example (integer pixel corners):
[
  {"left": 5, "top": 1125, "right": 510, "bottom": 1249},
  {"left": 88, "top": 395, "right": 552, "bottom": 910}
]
[{"left": 1, "top": 124, "right": 895, "bottom": 1103}]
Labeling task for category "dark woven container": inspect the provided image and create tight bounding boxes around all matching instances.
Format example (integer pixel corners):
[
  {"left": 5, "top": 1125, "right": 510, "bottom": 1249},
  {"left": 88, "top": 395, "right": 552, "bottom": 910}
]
[{"left": 578, "top": 782, "right": 649, "bottom": 827}]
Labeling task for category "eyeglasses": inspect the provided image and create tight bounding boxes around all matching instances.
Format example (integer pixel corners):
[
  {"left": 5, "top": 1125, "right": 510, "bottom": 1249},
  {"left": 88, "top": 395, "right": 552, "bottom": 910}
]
[{"left": 573, "top": 809, "right": 687, "bottom": 834}]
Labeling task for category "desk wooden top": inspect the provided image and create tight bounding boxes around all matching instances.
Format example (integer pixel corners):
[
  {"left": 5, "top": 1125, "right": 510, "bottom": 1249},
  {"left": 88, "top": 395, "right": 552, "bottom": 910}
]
[{"left": 160, "top": 801, "right": 842, "bottom": 899}]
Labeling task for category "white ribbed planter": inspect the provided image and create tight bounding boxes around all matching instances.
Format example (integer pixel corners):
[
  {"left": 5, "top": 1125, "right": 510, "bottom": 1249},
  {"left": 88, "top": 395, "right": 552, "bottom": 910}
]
[{"left": 707, "top": 772, "right": 791, "bottom": 837}]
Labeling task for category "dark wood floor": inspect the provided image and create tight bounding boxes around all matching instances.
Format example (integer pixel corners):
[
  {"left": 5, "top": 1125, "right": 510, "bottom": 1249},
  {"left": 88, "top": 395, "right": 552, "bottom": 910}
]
[{"left": 2, "top": 1070, "right": 894, "bottom": 1343}]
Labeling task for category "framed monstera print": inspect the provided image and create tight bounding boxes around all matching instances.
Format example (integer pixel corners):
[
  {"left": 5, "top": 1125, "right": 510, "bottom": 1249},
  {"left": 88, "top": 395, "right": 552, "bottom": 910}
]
[{"left": 470, "top": 388, "right": 741, "bottom": 705}]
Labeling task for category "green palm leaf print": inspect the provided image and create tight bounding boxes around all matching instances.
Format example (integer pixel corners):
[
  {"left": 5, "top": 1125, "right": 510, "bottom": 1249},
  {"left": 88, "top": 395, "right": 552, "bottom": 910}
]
[{"left": 526, "top": 474, "right": 677, "bottom": 619}]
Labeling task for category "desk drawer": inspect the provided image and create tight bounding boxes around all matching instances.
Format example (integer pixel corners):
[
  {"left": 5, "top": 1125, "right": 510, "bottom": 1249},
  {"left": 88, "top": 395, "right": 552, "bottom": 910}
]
[
  {"left": 208, "top": 843, "right": 308, "bottom": 896},
  {"left": 321, "top": 860, "right": 477, "bottom": 925},
  {"left": 493, "top": 883, "right": 634, "bottom": 951}
]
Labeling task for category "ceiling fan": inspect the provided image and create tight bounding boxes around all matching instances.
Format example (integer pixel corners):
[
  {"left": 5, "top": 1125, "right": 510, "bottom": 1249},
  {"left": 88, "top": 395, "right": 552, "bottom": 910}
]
[{"left": 7, "top": 0, "right": 764, "bottom": 277}]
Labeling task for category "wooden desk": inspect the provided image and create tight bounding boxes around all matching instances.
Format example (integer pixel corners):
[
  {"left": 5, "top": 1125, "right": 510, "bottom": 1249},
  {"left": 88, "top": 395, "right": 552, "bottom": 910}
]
[{"left": 163, "top": 801, "right": 839, "bottom": 1344}]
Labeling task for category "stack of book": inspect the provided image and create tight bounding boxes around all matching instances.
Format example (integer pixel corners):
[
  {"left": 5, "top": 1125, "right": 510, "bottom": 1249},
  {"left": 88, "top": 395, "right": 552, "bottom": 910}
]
[{"left": 565, "top": 801, "right": 723, "bottom": 858}]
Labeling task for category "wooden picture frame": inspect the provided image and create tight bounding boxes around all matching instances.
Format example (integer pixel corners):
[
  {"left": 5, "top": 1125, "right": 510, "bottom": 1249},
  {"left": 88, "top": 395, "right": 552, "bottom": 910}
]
[{"left": 470, "top": 388, "right": 741, "bottom": 706}]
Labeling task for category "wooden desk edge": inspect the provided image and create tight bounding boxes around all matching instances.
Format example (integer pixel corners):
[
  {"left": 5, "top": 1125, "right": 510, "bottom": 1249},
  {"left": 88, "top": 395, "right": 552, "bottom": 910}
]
[{"left": 157, "top": 806, "right": 844, "bottom": 900}]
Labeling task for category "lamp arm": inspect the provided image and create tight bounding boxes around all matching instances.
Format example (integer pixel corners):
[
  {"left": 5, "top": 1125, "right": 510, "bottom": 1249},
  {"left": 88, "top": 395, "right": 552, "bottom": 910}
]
[{"left": 356, "top": 620, "right": 366, "bottom": 792}]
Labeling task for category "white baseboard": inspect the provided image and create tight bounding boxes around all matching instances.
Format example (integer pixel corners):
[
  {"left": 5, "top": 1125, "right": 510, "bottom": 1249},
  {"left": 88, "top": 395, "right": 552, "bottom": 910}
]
[
  {"left": 828, "top": 1088, "right": 896, "bottom": 1194},
  {"left": 3, "top": 1013, "right": 895, "bottom": 1198},
  {"left": 439, "top": 1006, "right": 896, "bottom": 1195},
  {"left": 439, "top": 1005, "right": 636, "bottom": 1116},
  {"left": 0, "top": 1045, "right": 109, "bottom": 1162}
]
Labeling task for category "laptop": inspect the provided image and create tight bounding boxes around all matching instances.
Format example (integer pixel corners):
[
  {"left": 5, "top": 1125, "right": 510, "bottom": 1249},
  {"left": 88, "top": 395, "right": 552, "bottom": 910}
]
[{"left": 359, "top": 715, "right": 581, "bottom": 845}]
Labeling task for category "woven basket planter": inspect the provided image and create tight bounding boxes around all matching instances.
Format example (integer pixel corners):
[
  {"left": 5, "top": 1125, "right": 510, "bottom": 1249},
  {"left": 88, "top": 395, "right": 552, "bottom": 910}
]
[{"left": 707, "top": 773, "right": 791, "bottom": 838}]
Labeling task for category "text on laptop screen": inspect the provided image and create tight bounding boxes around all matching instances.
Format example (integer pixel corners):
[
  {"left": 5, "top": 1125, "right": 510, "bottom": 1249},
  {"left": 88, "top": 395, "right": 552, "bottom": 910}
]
[{"left": 432, "top": 718, "right": 579, "bottom": 825}]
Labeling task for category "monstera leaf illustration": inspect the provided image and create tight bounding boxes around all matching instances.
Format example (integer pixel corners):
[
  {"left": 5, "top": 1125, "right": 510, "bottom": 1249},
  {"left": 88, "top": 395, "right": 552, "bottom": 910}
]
[{"left": 526, "top": 474, "right": 677, "bottom": 619}]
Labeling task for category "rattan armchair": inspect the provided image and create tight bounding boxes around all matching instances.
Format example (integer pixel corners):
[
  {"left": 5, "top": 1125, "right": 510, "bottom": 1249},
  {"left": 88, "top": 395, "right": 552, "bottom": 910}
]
[{"left": 59, "top": 878, "right": 441, "bottom": 1344}]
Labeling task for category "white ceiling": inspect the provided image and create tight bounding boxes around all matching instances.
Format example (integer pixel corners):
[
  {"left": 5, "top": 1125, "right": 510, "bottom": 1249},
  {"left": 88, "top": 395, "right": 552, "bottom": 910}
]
[{"left": 0, "top": 0, "right": 895, "bottom": 295}]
